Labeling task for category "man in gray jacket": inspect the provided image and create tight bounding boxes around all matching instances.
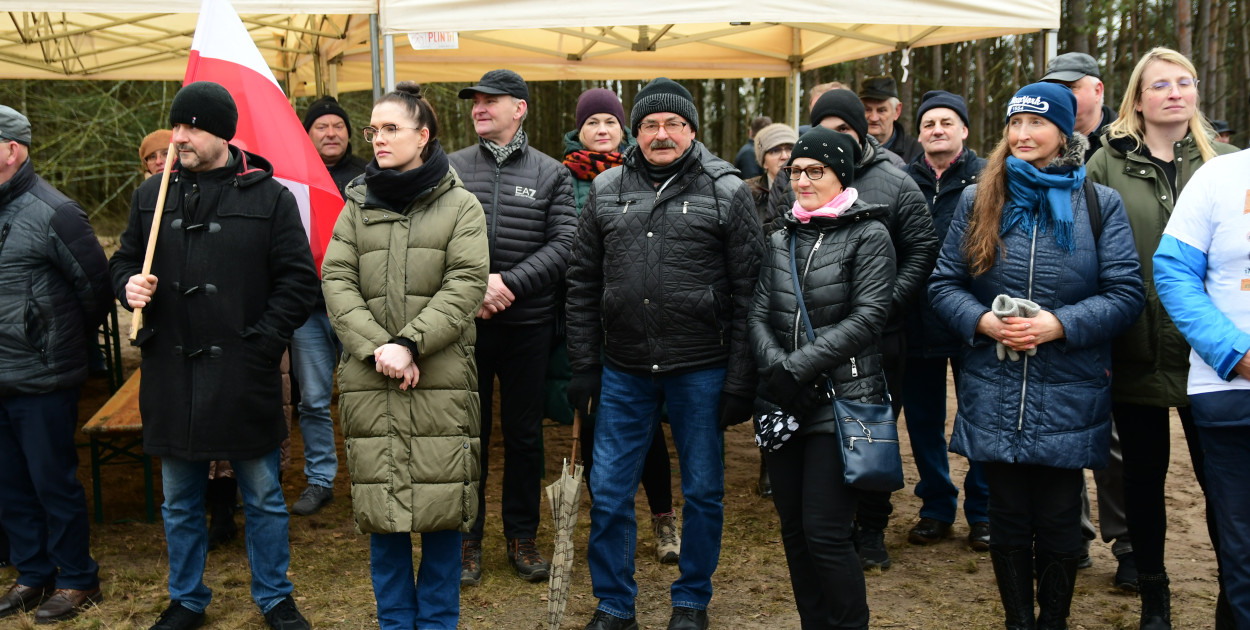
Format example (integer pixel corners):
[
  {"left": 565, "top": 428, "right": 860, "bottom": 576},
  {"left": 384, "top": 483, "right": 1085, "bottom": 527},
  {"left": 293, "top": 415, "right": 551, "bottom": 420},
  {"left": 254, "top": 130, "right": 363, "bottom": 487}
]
[
  {"left": 0, "top": 105, "right": 111, "bottom": 624},
  {"left": 449, "top": 69, "right": 577, "bottom": 586}
]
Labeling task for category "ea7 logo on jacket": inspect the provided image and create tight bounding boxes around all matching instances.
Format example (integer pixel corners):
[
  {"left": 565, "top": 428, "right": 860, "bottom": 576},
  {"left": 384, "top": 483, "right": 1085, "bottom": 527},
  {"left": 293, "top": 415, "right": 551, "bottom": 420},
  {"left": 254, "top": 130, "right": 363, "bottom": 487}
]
[{"left": 515, "top": 186, "right": 536, "bottom": 199}]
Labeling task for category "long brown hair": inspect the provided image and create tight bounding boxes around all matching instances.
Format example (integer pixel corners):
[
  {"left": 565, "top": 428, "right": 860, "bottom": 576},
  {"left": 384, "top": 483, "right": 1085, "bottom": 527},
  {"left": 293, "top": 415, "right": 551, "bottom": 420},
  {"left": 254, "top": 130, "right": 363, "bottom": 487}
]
[{"left": 962, "top": 130, "right": 1011, "bottom": 277}]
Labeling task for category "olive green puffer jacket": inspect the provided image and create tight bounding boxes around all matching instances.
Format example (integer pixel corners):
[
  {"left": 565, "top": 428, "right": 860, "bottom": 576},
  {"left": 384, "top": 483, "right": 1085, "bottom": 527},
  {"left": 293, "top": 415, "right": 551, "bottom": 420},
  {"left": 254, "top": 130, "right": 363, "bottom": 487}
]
[
  {"left": 322, "top": 169, "right": 489, "bottom": 534},
  {"left": 1087, "top": 133, "right": 1237, "bottom": 406}
]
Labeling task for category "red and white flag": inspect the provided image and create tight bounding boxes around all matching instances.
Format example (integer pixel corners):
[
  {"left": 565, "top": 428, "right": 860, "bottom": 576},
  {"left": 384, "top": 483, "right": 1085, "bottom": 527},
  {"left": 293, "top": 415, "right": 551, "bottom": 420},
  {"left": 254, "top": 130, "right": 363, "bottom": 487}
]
[{"left": 185, "top": 0, "right": 344, "bottom": 274}]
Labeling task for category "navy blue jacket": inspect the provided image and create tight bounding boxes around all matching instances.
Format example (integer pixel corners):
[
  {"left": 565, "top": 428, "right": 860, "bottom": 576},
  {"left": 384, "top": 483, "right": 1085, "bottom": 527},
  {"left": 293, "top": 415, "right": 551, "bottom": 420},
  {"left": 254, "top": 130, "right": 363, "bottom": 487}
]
[{"left": 928, "top": 179, "right": 1144, "bottom": 470}]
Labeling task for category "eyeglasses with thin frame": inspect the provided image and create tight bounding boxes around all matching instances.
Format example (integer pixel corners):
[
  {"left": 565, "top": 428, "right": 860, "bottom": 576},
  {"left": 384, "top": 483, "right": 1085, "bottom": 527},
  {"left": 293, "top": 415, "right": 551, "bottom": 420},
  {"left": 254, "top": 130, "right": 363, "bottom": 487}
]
[
  {"left": 783, "top": 165, "right": 826, "bottom": 181},
  {"left": 362, "top": 124, "right": 419, "bottom": 143},
  {"left": 638, "top": 120, "right": 689, "bottom": 135},
  {"left": 1142, "top": 78, "right": 1198, "bottom": 94},
  {"left": 765, "top": 145, "right": 793, "bottom": 156},
  {"left": 144, "top": 149, "right": 169, "bottom": 165}
]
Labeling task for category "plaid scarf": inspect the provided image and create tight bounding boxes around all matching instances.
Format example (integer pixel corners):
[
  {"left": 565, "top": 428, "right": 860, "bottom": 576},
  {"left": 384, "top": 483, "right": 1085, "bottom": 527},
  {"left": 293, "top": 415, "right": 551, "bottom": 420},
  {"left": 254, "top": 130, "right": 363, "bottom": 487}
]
[
  {"left": 482, "top": 128, "right": 527, "bottom": 165},
  {"left": 562, "top": 149, "right": 625, "bottom": 181}
]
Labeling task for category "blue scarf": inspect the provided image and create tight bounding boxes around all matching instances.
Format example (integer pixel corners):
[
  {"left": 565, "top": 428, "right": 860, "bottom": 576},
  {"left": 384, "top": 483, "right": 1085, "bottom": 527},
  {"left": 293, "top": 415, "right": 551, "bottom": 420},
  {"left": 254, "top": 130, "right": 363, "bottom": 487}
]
[{"left": 1001, "top": 156, "right": 1085, "bottom": 253}]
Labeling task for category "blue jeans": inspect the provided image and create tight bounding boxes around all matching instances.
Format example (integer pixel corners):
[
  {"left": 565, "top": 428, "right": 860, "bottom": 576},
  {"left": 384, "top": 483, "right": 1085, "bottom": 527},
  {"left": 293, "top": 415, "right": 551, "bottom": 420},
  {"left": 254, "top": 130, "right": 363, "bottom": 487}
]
[
  {"left": 1192, "top": 390, "right": 1250, "bottom": 629},
  {"left": 588, "top": 365, "right": 725, "bottom": 618},
  {"left": 0, "top": 389, "right": 99, "bottom": 590},
  {"left": 161, "top": 449, "right": 293, "bottom": 613},
  {"left": 901, "top": 356, "right": 988, "bottom": 524},
  {"left": 290, "top": 310, "right": 341, "bottom": 489},
  {"left": 370, "top": 530, "right": 462, "bottom": 630}
]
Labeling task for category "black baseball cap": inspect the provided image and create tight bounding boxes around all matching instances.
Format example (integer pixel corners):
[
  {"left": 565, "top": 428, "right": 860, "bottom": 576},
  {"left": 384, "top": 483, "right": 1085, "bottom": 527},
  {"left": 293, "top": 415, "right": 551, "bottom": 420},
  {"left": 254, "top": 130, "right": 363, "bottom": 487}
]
[
  {"left": 458, "top": 69, "right": 530, "bottom": 101},
  {"left": 1212, "top": 119, "right": 1234, "bottom": 135},
  {"left": 1041, "top": 53, "right": 1101, "bottom": 82},
  {"left": 858, "top": 76, "right": 898, "bottom": 101}
]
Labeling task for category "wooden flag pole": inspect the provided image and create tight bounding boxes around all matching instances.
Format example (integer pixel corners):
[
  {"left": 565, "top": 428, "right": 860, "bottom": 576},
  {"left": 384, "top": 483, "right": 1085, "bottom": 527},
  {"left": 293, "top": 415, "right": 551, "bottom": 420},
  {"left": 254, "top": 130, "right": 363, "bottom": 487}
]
[{"left": 129, "top": 140, "right": 176, "bottom": 340}]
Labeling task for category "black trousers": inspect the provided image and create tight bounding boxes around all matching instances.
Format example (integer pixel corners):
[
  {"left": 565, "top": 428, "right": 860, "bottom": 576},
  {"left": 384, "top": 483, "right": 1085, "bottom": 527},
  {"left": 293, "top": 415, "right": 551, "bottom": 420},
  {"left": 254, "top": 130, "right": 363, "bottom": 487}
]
[
  {"left": 767, "top": 433, "right": 869, "bottom": 630},
  {"left": 1115, "top": 403, "right": 1219, "bottom": 575},
  {"left": 854, "top": 333, "right": 904, "bottom": 531},
  {"left": 580, "top": 412, "right": 673, "bottom": 514},
  {"left": 984, "top": 462, "right": 1084, "bottom": 553},
  {"left": 470, "top": 321, "right": 553, "bottom": 541}
]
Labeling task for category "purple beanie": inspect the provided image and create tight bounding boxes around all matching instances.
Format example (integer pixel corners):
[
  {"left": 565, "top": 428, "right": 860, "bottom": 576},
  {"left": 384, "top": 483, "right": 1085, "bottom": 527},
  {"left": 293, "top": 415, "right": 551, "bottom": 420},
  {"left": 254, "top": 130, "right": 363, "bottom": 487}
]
[{"left": 576, "top": 88, "right": 627, "bottom": 130}]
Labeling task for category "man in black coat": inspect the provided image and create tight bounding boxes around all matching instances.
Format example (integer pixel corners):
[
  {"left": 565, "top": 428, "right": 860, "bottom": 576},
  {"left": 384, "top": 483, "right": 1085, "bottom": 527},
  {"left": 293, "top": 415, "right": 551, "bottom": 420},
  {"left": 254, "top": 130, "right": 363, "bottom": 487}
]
[
  {"left": 448, "top": 69, "right": 577, "bottom": 586},
  {"left": 110, "top": 82, "right": 318, "bottom": 630},
  {"left": 0, "top": 105, "right": 111, "bottom": 624},
  {"left": 565, "top": 77, "right": 763, "bottom": 630},
  {"left": 859, "top": 76, "right": 924, "bottom": 164}
]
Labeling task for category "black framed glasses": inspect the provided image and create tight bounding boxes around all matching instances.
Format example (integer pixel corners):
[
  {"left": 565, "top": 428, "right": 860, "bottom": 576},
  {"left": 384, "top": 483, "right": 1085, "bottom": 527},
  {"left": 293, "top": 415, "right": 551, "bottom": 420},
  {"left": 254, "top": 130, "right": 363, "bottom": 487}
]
[
  {"left": 362, "top": 124, "right": 419, "bottom": 143},
  {"left": 783, "top": 165, "right": 826, "bottom": 181}
]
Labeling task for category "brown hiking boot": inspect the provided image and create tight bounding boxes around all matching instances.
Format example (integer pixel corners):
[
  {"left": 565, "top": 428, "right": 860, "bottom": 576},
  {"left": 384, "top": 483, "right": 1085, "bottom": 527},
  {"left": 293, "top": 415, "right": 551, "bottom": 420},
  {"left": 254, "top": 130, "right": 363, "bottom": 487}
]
[
  {"left": 506, "top": 538, "right": 550, "bottom": 582},
  {"left": 652, "top": 512, "right": 680, "bottom": 564},
  {"left": 460, "top": 539, "right": 482, "bottom": 586}
]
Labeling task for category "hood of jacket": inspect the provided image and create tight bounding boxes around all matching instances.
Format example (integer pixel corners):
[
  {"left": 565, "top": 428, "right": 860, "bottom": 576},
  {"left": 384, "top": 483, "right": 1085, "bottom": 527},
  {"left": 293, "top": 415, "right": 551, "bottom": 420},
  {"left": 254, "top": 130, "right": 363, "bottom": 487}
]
[
  {"left": 174, "top": 145, "right": 276, "bottom": 190},
  {"left": 780, "top": 196, "right": 889, "bottom": 229},
  {"left": 621, "top": 140, "right": 738, "bottom": 180}
]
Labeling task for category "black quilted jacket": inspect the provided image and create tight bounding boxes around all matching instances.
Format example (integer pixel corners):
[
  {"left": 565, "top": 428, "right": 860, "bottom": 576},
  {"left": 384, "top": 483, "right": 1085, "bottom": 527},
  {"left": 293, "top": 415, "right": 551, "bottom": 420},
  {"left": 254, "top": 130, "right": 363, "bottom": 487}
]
[
  {"left": 449, "top": 137, "right": 577, "bottom": 325},
  {"left": 565, "top": 142, "right": 765, "bottom": 398}
]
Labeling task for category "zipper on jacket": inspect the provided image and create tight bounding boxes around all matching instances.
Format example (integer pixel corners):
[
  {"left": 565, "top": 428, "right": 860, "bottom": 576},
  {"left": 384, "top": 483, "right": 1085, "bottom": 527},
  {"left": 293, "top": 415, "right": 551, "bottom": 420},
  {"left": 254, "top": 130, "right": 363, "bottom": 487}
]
[
  {"left": 682, "top": 201, "right": 689, "bottom": 214},
  {"left": 1016, "top": 220, "right": 1040, "bottom": 432},
  {"left": 792, "top": 231, "right": 825, "bottom": 351},
  {"left": 488, "top": 163, "right": 502, "bottom": 265},
  {"left": 622, "top": 201, "right": 631, "bottom": 214},
  {"left": 0, "top": 223, "right": 10, "bottom": 257},
  {"left": 932, "top": 177, "right": 941, "bottom": 206},
  {"left": 849, "top": 356, "right": 859, "bottom": 378}
]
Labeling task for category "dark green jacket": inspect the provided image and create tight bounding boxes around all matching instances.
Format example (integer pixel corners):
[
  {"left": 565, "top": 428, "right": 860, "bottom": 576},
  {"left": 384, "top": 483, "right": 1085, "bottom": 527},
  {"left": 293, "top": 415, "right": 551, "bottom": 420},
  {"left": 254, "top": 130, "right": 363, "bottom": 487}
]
[
  {"left": 561, "top": 127, "right": 636, "bottom": 213},
  {"left": 1087, "top": 133, "right": 1238, "bottom": 406}
]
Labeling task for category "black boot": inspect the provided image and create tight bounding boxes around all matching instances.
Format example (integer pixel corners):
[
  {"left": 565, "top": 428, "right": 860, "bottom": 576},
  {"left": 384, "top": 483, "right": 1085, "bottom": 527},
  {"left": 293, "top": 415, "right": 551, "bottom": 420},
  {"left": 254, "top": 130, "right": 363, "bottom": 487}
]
[
  {"left": 1137, "top": 573, "right": 1171, "bottom": 630},
  {"left": 207, "top": 477, "right": 238, "bottom": 550},
  {"left": 1034, "top": 550, "right": 1079, "bottom": 630},
  {"left": 1215, "top": 583, "right": 1235, "bottom": 630},
  {"left": 758, "top": 455, "right": 772, "bottom": 498},
  {"left": 990, "top": 545, "right": 1035, "bottom": 630}
]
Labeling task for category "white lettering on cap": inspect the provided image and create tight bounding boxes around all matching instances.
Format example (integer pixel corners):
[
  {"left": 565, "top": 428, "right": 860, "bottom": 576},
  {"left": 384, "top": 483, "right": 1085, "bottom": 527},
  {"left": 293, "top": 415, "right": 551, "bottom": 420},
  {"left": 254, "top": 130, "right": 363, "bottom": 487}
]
[{"left": 1006, "top": 95, "right": 1050, "bottom": 117}]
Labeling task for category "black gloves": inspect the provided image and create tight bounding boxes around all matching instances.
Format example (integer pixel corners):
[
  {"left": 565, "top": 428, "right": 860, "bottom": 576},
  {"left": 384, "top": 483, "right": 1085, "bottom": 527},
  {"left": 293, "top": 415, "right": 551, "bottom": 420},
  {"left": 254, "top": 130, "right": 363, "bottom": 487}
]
[
  {"left": 718, "top": 392, "right": 755, "bottom": 430},
  {"left": 567, "top": 370, "right": 602, "bottom": 418},
  {"left": 763, "top": 365, "right": 825, "bottom": 420}
]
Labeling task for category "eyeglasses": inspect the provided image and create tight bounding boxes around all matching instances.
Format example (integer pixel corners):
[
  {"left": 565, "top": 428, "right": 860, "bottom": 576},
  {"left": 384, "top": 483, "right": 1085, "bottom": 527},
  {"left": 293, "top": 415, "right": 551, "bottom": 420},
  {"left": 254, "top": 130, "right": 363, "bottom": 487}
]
[
  {"left": 144, "top": 149, "right": 169, "bottom": 165},
  {"left": 362, "top": 124, "right": 419, "bottom": 143},
  {"left": 783, "top": 165, "right": 826, "bottom": 181},
  {"left": 638, "top": 120, "right": 689, "bottom": 135},
  {"left": 765, "top": 145, "right": 793, "bottom": 156},
  {"left": 1142, "top": 78, "right": 1198, "bottom": 94}
]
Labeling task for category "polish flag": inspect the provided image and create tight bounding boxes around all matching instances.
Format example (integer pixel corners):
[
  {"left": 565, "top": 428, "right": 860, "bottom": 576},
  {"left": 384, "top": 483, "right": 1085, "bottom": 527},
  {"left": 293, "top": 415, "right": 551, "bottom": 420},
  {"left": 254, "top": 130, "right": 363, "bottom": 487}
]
[{"left": 184, "top": 0, "right": 344, "bottom": 274}]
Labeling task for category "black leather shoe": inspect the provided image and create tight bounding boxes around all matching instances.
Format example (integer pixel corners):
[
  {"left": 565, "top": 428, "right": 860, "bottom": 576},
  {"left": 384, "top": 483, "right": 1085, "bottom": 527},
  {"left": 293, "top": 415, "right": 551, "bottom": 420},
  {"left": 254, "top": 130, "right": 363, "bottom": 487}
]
[
  {"left": 0, "top": 583, "right": 53, "bottom": 619},
  {"left": 1114, "top": 551, "right": 1139, "bottom": 592},
  {"left": 908, "top": 517, "right": 953, "bottom": 545},
  {"left": 150, "top": 601, "right": 206, "bottom": 630},
  {"left": 968, "top": 521, "right": 991, "bottom": 552},
  {"left": 34, "top": 587, "right": 103, "bottom": 624},
  {"left": 667, "top": 606, "right": 709, "bottom": 630},
  {"left": 584, "top": 609, "right": 639, "bottom": 630},
  {"left": 263, "top": 595, "right": 310, "bottom": 630}
]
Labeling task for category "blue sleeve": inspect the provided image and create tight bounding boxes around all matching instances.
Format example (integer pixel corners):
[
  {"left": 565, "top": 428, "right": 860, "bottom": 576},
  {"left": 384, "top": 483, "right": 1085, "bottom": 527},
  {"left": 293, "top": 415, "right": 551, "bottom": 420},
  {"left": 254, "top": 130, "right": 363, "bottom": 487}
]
[
  {"left": 927, "top": 187, "right": 990, "bottom": 346},
  {"left": 1154, "top": 235, "right": 1250, "bottom": 381}
]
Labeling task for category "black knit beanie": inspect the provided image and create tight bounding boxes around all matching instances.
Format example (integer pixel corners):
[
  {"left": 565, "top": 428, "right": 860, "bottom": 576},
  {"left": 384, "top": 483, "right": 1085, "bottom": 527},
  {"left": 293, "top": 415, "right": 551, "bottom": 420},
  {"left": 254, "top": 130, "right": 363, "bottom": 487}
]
[
  {"left": 630, "top": 78, "right": 699, "bottom": 135},
  {"left": 915, "top": 90, "right": 970, "bottom": 132},
  {"left": 809, "top": 89, "right": 869, "bottom": 143},
  {"left": 787, "top": 126, "right": 860, "bottom": 188},
  {"left": 303, "top": 96, "right": 351, "bottom": 132},
  {"left": 170, "top": 81, "right": 238, "bottom": 141}
]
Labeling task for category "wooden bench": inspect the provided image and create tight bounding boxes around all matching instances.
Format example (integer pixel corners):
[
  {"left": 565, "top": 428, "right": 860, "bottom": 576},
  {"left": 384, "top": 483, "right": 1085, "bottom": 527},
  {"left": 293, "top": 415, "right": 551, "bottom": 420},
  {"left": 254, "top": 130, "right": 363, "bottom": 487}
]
[{"left": 82, "top": 368, "right": 156, "bottom": 523}]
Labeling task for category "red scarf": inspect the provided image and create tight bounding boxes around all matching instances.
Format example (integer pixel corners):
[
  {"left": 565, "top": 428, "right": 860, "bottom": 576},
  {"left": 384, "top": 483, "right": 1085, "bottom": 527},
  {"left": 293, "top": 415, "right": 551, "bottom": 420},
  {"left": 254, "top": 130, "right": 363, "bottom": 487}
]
[{"left": 563, "top": 150, "right": 624, "bottom": 181}]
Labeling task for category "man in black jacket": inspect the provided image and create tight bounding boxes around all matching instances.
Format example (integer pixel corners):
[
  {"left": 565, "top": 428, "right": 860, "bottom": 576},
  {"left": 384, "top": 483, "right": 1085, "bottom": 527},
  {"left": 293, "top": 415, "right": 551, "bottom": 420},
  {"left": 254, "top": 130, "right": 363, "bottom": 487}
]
[
  {"left": 901, "top": 91, "right": 990, "bottom": 551},
  {"left": 0, "top": 106, "right": 111, "bottom": 624},
  {"left": 448, "top": 69, "right": 577, "bottom": 586},
  {"left": 566, "top": 77, "right": 763, "bottom": 630},
  {"left": 1041, "top": 52, "right": 1117, "bottom": 162},
  {"left": 111, "top": 82, "right": 318, "bottom": 630},
  {"left": 860, "top": 76, "right": 924, "bottom": 164}
]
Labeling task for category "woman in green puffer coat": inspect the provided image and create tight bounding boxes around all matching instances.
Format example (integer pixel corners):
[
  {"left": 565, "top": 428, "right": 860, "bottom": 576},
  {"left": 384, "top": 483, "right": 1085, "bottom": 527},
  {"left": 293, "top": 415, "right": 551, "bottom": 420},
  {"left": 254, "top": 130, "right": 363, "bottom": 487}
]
[
  {"left": 1087, "top": 47, "right": 1238, "bottom": 630},
  {"left": 322, "top": 82, "right": 488, "bottom": 630}
]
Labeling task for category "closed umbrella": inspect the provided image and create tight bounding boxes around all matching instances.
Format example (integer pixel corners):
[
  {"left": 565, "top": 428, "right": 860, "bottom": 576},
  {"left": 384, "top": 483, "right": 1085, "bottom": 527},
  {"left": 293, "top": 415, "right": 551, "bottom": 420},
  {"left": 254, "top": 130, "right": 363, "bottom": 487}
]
[{"left": 544, "top": 410, "right": 585, "bottom": 630}]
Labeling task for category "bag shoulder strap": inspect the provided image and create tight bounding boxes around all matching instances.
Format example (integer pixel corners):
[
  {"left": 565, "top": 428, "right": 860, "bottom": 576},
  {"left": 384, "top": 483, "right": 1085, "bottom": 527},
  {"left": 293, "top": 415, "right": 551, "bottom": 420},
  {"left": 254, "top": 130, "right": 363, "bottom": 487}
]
[{"left": 1084, "top": 178, "right": 1101, "bottom": 242}]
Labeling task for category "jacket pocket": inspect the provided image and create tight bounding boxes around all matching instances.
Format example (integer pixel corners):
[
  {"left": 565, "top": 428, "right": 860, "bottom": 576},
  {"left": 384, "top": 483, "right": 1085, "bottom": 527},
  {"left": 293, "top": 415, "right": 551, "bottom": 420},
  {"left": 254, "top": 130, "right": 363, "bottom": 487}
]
[{"left": 24, "top": 296, "right": 47, "bottom": 361}]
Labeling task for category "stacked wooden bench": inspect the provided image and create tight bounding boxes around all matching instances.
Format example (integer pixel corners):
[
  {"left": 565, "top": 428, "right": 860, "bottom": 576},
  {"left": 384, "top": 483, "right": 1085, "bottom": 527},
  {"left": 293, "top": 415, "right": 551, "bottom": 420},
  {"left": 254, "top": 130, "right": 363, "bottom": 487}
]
[{"left": 82, "top": 368, "right": 156, "bottom": 523}]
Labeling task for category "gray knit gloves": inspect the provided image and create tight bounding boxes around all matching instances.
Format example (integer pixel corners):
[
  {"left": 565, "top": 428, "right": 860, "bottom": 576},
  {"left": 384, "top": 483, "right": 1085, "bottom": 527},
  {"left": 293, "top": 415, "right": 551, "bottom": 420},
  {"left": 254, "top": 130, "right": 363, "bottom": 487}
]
[{"left": 991, "top": 294, "right": 1041, "bottom": 361}]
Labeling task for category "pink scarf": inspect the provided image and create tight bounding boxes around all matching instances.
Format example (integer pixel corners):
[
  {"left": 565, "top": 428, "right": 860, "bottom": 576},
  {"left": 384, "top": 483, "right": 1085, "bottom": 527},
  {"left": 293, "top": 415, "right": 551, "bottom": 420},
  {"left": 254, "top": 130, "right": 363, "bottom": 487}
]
[{"left": 791, "top": 188, "right": 858, "bottom": 223}]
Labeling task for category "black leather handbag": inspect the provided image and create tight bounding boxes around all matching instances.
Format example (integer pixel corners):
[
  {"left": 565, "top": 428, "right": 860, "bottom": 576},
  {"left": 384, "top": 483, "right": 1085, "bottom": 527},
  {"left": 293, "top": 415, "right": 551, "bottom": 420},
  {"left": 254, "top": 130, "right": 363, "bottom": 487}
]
[{"left": 788, "top": 231, "right": 904, "bottom": 492}]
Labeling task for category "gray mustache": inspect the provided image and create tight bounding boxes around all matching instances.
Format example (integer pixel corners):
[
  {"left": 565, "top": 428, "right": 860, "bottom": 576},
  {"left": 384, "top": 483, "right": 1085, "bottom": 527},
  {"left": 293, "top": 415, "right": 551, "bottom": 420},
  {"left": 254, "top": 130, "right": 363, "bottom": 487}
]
[{"left": 649, "top": 139, "right": 678, "bottom": 150}]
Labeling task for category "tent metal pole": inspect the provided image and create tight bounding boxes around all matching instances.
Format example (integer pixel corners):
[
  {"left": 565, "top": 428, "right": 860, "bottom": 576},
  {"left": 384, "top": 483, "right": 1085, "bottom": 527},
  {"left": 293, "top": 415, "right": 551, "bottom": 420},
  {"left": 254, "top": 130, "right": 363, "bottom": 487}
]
[
  {"left": 789, "top": 65, "right": 801, "bottom": 129},
  {"left": 384, "top": 33, "right": 396, "bottom": 92},
  {"left": 370, "top": 14, "right": 381, "bottom": 101},
  {"left": 1044, "top": 29, "right": 1057, "bottom": 62}
]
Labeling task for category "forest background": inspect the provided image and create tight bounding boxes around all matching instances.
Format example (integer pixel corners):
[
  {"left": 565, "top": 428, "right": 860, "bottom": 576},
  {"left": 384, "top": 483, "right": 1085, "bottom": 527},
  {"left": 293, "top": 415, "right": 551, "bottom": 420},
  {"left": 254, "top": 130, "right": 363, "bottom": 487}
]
[{"left": 2, "top": 0, "right": 1240, "bottom": 236}]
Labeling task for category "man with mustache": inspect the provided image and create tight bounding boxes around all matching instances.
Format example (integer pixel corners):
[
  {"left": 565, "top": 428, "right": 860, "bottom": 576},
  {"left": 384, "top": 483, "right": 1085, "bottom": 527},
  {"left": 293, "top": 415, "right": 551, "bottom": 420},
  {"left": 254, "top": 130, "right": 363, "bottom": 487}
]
[
  {"left": 110, "top": 81, "right": 319, "bottom": 630},
  {"left": 448, "top": 69, "right": 577, "bottom": 586},
  {"left": 566, "top": 77, "right": 764, "bottom": 630}
]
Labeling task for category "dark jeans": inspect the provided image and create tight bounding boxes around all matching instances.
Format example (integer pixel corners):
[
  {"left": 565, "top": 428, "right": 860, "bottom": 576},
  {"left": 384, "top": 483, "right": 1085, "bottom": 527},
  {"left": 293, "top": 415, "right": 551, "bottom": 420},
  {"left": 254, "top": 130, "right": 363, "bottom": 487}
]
[
  {"left": 580, "top": 411, "right": 673, "bottom": 515},
  {"left": 901, "top": 356, "right": 988, "bottom": 525},
  {"left": 767, "top": 433, "right": 869, "bottom": 630},
  {"left": 1191, "top": 391, "right": 1250, "bottom": 628},
  {"left": 854, "top": 335, "right": 904, "bottom": 531},
  {"left": 1113, "top": 403, "right": 1208, "bottom": 574},
  {"left": 0, "top": 389, "right": 100, "bottom": 590},
  {"left": 984, "top": 462, "right": 1084, "bottom": 554},
  {"left": 470, "top": 321, "right": 553, "bottom": 541}
]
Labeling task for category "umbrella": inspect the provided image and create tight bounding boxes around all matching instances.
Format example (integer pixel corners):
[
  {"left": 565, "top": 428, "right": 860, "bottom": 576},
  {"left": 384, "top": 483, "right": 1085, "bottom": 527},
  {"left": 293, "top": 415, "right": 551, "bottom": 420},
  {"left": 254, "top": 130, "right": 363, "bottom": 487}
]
[{"left": 545, "top": 410, "right": 585, "bottom": 630}]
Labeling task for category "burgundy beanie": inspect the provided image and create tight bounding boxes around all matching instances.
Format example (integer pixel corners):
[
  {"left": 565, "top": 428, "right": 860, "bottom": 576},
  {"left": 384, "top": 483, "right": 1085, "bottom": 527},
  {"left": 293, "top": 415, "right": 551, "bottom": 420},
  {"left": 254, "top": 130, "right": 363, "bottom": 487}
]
[{"left": 575, "top": 88, "right": 627, "bottom": 130}]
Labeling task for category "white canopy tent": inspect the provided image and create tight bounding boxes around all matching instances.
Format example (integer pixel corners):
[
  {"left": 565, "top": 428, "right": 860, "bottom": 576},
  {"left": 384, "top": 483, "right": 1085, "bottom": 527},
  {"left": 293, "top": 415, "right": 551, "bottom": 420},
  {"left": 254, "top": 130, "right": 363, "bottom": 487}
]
[{"left": 0, "top": 0, "right": 1059, "bottom": 108}]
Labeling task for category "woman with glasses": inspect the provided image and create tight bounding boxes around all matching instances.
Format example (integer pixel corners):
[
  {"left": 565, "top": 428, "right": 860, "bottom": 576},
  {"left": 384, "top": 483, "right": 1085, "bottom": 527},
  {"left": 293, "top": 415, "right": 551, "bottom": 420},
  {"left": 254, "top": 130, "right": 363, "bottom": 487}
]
[
  {"left": 745, "top": 123, "right": 798, "bottom": 229},
  {"left": 748, "top": 126, "right": 896, "bottom": 629},
  {"left": 322, "top": 81, "right": 488, "bottom": 630},
  {"left": 929, "top": 83, "right": 1144, "bottom": 630},
  {"left": 1086, "top": 47, "right": 1238, "bottom": 630}
]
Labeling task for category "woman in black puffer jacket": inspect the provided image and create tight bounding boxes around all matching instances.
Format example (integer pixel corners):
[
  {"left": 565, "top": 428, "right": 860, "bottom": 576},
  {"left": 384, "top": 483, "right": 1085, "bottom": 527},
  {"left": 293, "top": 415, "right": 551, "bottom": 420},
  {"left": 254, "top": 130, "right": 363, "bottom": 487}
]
[{"left": 748, "top": 127, "right": 896, "bottom": 630}]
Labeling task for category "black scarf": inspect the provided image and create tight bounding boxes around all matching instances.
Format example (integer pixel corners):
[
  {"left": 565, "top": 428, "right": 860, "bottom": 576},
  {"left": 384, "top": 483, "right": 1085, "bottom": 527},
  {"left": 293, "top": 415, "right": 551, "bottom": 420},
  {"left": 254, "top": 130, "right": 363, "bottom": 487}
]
[
  {"left": 642, "top": 144, "right": 696, "bottom": 184},
  {"left": 363, "top": 140, "right": 449, "bottom": 212}
]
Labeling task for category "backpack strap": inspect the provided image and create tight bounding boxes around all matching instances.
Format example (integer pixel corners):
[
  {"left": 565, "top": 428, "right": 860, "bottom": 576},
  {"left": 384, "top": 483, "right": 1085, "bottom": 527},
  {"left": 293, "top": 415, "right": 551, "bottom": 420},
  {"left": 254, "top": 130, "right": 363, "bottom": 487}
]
[{"left": 1083, "top": 178, "right": 1102, "bottom": 242}]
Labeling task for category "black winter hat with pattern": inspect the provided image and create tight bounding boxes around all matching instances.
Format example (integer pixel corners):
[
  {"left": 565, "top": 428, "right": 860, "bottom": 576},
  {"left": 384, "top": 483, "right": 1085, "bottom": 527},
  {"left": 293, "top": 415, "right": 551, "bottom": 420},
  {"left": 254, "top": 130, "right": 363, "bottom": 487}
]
[
  {"left": 170, "top": 81, "right": 238, "bottom": 141},
  {"left": 630, "top": 77, "right": 699, "bottom": 135},
  {"left": 809, "top": 89, "right": 869, "bottom": 144},
  {"left": 787, "top": 126, "right": 860, "bottom": 188}
]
